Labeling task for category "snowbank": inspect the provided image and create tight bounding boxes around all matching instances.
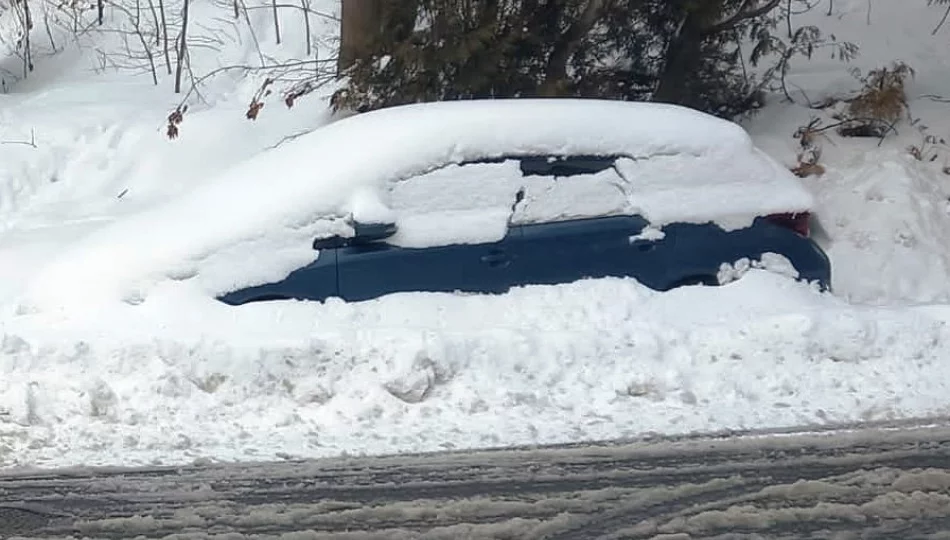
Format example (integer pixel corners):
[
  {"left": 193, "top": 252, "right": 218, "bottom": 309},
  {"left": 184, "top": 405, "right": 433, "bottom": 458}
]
[
  {"left": 3, "top": 271, "right": 950, "bottom": 468},
  {"left": 808, "top": 150, "right": 950, "bottom": 304}
]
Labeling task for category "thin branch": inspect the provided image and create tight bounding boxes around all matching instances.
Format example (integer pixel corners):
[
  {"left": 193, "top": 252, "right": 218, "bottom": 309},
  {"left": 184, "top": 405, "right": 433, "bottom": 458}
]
[
  {"left": 238, "top": 0, "right": 266, "bottom": 66},
  {"left": 159, "top": 0, "right": 173, "bottom": 74},
  {"left": 44, "top": 12, "right": 57, "bottom": 51},
  {"left": 267, "top": 128, "right": 311, "bottom": 149},
  {"left": 174, "top": 0, "right": 191, "bottom": 93},
  {"left": 786, "top": 0, "right": 792, "bottom": 38},
  {"left": 1, "top": 129, "right": 37, "bottom": 147},
  {"left": 242, "top": 3, "right": 337, "bottom": 17},
  {"left": 933, "top": 1, "right": 950, "bottom": 34},
  {"left": 808, "top": 116, "right": 900, "bottom": 142},
  {"left": 301, "top": 0, "right": 311, "bottom": 56},
  {"left": 174, "top": 58, "right": 335, "bottom": 105},
  {"left": 706, "top": 0, "right": 782, "bottom": 34}
]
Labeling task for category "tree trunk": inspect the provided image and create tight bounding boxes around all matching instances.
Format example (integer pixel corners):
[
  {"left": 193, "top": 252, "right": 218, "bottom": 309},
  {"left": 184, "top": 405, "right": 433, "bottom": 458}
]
[
  {"left": 654, "top": 0, "right": 781, "bottom": 105},
  {"left": 652, "top": 19, "right": 704, "bottom": 105},
  {"left": 338, "top": 0, "right": 381, "bottom": 75},
  {"left": 538, "top": 0, "right": 605, "bottom": 97},
  {"left": 22, "top": 0, "right": 34, "bottom": 76}
]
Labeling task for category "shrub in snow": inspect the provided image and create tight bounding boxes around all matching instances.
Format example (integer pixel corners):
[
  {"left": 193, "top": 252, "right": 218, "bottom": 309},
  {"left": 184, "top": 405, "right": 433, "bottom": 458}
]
[
  {"left": 838, "top": 62, "right": 914, "bottom": 138},
  {"left": 907, "top": 134, "right": 949, "bottom": 166},
  {"left": 792, "top": 117, "right": 827, "bottom": 178}
]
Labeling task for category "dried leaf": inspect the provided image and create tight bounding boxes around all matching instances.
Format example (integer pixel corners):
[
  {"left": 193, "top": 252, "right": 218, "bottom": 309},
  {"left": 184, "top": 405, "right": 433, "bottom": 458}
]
[{"left": 246, "top": 100, "right": 264, "bottom": 121}]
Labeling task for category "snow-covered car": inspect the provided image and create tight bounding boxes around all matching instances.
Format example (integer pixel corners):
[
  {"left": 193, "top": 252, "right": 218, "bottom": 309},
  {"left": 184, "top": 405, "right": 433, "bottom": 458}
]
[
  {"left": 217, "top": 100, "right": 831, "bottom": 305},
  {"left": 20, "top": 99, "right": 830, "bottom": 312}
]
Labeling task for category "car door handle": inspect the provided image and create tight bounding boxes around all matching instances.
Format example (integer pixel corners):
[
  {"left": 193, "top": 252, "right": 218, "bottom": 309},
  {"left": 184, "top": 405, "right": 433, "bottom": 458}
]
[
  {"left": 481, "top": 250, "right": 511, "bottom": 268},
  {"left": 630, "top": 240, "right": 656, "bottom": 252}
]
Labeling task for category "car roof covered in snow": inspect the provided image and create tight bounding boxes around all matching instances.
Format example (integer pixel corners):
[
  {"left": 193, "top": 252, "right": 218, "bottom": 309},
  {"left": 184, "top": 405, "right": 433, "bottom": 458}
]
[
  {"left": 312, "top": 98, "right": 813, "bottom": 224},
  {"left": 339, "top": 98, "right": 752, "bottom": 159},
  {"left": 22, "top": 99, "right": 813, "bottom": 311}
]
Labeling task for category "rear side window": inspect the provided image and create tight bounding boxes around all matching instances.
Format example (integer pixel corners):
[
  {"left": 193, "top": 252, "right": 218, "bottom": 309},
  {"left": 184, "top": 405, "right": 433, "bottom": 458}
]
[
  {"left": 389, "top": 159, "right": 523, "bottom": 215},
  {"left": 385, "top": 160, "right": 524, "bottom": 248},
  {"left": 519, "top": 155, "right": 618, "bottom": 177},
  {"left": 511, "top": 156, "right": 631, "bottom": 225}
]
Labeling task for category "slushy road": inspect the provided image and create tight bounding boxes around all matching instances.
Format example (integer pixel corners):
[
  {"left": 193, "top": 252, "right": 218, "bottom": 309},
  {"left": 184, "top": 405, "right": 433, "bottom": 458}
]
[{"left": 3, "top": 419, "right": 950, "bottom": 539}]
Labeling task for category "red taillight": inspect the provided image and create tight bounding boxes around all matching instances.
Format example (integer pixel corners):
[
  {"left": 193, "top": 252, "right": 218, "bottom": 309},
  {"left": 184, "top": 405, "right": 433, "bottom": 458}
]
[{"left": 766, "top": 212, "right": 810, "bottom": 237}]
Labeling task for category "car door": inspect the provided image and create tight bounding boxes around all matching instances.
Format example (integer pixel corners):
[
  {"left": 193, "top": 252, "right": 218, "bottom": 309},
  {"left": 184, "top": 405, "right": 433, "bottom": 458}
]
[
  {"left": 508, "top": 156, "right": 677, "bottom": 289},
  {"left": 513, "top": 215, "right": 661, "bottom": 286},
  {"left": 335, "top": 233, "right": 519, "bottom": 301},
  {"left": 217, "top": 226, "right": 344, "bottom": 305},
  {"left": 232, "top": 248, "right": 339, "bottom": 303},
  {"left": 336, "top": 160, "right": 526, "bottom": 302}
]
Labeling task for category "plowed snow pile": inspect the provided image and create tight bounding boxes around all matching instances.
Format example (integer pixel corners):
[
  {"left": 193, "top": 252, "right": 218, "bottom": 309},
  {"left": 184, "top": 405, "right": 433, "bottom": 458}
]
[{"left": 2, "top": 0, "right": 950, "bottom": 468}]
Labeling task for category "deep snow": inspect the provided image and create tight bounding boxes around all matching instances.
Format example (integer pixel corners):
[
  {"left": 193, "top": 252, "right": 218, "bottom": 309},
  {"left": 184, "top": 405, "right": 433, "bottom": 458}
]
[{"left": 1, "top": 0, "right": 950, "bottom": 468}]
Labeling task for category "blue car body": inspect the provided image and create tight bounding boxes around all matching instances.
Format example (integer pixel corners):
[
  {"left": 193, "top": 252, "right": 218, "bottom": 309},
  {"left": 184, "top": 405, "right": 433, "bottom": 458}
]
[{"left": 218, "top": 155, "right": 831, "bottom": 305}]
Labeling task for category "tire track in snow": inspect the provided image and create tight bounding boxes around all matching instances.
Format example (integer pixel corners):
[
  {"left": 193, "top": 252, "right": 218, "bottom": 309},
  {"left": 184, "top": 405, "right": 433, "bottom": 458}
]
[{"left": 1, "top": 419, "right": 950, "bottom": 539}]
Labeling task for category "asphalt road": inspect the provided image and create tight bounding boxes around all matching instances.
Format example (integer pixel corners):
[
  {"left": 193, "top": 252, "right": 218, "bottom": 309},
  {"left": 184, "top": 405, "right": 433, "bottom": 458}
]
[{"left": 3, "top": 419, "right": 950, "bottom": 539}]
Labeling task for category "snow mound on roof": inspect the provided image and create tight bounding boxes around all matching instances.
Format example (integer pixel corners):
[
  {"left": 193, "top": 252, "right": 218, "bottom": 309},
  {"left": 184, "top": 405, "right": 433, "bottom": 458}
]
[{"left": 19, "top": 99, "right": 813, "bottom": 312}]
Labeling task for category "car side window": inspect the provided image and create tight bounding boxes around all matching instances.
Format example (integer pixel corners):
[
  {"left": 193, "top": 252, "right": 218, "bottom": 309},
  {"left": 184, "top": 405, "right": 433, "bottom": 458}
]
[
  {"left": 511, "top": 156, "right": 631, "bottom": 225},
  {"left": 384, "top": 159, "right": 525, "bottom": 248}
]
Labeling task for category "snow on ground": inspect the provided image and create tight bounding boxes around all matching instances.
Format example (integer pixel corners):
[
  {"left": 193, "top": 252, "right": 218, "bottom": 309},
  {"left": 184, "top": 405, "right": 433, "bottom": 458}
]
[
  {"left": 3, "top": 271, "right": 950, "bottom": 468},
  {"left": 2, "top": 0, "right": 950, "bottom": 468}
]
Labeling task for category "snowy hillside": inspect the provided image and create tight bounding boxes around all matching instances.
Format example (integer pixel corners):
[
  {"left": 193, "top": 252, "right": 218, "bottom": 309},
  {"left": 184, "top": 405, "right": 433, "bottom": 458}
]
[{"left": 2, "top": 0, "right": 950, "bottom": 468}]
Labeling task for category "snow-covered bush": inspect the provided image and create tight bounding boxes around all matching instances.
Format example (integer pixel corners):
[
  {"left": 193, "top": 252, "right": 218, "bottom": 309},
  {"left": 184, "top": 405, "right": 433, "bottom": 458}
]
[{"left": 838, "top": 61, "right": 914, "bottom": 137}]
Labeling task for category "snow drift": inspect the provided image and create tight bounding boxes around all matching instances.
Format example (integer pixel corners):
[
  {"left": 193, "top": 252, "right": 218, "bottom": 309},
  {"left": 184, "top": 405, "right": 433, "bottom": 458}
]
[{"left": 4, "top": 271, "right": 950, "bottom": 468}]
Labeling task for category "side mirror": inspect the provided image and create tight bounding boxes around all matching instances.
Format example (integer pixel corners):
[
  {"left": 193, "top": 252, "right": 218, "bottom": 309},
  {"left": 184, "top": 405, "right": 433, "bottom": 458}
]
[
  {"left": 352, "top": 220, "right": 397, "bottom": 243},
  {"left": 312, "top": 235, "right": 350, "bottom": 250},
  {"left": 312, "top": 220, "right": 398, "bottom": 251}
]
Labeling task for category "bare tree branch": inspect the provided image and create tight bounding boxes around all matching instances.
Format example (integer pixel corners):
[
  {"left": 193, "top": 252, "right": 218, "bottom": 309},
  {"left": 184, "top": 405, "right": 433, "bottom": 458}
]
[
  {"left": 933, "top": 1, "right": 950, "bottom": 34},
  {"left": 705, "top": 0, "right": 782, "bottom": 34},
  {"left": 0, "top": 129, "right": 37, "bottom": 147}
]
